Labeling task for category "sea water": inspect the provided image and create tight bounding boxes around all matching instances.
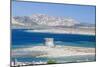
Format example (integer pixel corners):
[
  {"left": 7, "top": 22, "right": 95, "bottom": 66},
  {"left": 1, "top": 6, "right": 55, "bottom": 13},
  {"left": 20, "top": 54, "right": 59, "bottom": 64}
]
[{"left": 11, "top": 29, "right": 96, "bottom": 63}]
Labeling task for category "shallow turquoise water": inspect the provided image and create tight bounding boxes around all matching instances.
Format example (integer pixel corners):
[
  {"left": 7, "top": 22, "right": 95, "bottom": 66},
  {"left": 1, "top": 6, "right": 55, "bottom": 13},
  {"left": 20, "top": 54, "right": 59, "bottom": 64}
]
[
  {"left": 11, "top": 29, "right": 96, "bottom": 64},
  {"left": 11, "top": 55, "right": 96, "bottom": 63}
]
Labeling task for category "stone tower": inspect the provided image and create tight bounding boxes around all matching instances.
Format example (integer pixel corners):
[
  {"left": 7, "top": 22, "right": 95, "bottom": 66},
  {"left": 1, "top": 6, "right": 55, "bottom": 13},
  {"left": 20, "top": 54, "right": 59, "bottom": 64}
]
[{"left": 45, "top": 38, "right": 54, "bottom": 47}]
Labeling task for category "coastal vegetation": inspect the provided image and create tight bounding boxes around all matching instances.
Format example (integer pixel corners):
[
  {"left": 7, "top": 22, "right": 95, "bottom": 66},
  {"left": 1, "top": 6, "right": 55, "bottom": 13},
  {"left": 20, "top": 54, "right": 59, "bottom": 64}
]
[{"left": 47, "top": 59, "right": 57, "bottom": 64}]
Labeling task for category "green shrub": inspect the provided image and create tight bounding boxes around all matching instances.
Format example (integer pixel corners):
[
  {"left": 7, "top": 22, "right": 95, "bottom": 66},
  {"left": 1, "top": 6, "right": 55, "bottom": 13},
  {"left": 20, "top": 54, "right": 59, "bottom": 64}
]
[{"left": 47, "top": 59, "right": 56, "bottom": 64}]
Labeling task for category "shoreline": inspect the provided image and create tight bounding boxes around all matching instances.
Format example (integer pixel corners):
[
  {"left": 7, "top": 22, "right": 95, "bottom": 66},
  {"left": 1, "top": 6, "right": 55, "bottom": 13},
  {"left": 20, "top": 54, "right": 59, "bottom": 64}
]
[
  {"left": 25, "top": 28, "right": 95, "bottom": 36},
  {"left": 11, "top": 45, "right": 95, "bottom": 58}
]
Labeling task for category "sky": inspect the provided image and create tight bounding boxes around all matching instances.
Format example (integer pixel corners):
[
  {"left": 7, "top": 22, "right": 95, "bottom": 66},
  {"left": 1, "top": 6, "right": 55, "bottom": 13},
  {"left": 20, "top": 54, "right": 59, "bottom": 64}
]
[{"left": 12, "top": 1, "right": 96, "bottom": 24}]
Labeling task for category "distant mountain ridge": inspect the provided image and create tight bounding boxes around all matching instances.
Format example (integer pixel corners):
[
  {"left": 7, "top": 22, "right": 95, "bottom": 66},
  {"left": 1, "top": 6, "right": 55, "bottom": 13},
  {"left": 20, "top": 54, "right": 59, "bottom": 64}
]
[
  {"left": 12, "top": 14, "right": 95, "bottom": 29},
  {"left": 12, "top": 14, "right": 79, "bottom": 27}
]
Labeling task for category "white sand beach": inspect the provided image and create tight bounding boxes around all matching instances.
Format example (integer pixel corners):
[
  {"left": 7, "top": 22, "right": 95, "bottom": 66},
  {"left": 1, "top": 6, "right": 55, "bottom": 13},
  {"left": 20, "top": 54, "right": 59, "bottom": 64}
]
[
  {"left": 11, "top": 45, "right": 95, "bottom": 58},
  {"left": 26, "top": 27, "right": 95, "bottom": 35}
]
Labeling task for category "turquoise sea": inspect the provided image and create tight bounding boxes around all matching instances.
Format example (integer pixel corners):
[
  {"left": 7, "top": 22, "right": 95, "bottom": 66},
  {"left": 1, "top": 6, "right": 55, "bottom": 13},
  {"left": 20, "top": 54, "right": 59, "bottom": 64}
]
[{"left": 11, "top": 29, "right": 96, "bottom": 64}]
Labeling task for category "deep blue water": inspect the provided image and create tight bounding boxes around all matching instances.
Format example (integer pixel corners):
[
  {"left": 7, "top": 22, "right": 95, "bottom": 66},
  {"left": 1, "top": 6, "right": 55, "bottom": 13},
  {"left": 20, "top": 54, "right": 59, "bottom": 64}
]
[
  {"left": 11, "top": 29, "right": 96, "bottom": 48},
  {"left": 11, "top": 29, "right": 96, "bottom": 63}
]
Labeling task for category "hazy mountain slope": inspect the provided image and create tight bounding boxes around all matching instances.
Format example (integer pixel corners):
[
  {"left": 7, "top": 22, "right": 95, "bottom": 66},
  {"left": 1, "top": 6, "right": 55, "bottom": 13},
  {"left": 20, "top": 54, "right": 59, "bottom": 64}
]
[
  {"left": 12, "top": 18, "right": 25, "bottom": 26},
  {"left": 12, "top": 14, "right": 80, "bottom": 28},
  {"left": 11, "top": 14, "right": 95, "bottom": 29}
]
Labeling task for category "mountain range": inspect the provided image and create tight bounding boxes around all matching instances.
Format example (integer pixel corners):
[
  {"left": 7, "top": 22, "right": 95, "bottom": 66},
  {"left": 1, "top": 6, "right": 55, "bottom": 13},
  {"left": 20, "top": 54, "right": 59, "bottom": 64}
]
[{"left": 12, "top": 14, "right": 95, "bottom": 29}]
